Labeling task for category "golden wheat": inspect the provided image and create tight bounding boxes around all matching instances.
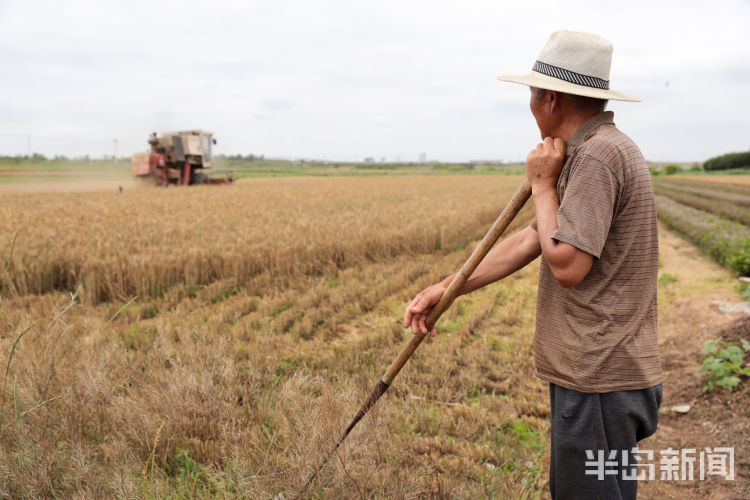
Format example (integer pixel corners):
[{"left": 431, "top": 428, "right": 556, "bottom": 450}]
[{"left": 0, "top": 176, "right": 528, "bottom": 304}]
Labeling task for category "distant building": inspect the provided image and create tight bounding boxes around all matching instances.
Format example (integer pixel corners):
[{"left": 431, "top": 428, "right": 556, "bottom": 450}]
[
  {"left": 419, "top": 152, "right": 427, "bottom": 163},
  {"left": 364, "top": 157, "right": 375, "bottom": 163}
]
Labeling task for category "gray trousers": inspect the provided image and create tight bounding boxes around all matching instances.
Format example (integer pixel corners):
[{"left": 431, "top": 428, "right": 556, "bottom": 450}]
[{"left": 548, "top": 382, "right": 662, "bottom": 500}]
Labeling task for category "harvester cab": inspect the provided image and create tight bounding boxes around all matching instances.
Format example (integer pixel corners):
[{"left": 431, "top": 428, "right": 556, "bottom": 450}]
[{"left": 131, "top": 130, "right": 232, "bottom": 186}]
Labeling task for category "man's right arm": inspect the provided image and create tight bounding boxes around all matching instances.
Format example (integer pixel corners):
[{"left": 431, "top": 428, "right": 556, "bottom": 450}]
[{"left": 404, "top": 224, "right": 541, "bottom": 335}]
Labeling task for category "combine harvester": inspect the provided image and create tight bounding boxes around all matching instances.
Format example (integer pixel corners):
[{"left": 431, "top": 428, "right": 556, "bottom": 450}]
[{"left": 131, "top": 130, "right": 232, "bottom": 186}]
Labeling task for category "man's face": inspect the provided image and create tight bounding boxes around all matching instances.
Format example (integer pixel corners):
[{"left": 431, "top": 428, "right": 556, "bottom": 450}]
[{"left": 529, "top": 87, "right": 553, "bottom": 138}]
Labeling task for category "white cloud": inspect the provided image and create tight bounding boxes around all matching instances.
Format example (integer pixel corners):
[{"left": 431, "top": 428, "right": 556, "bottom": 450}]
[{"left": 0, "top": 0, "right": 748, "bottom": 161}]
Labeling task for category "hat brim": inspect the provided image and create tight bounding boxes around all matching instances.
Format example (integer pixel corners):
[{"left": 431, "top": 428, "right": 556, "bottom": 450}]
[{"left": 497, "top": 71, "right": 640, "bottom": 102}]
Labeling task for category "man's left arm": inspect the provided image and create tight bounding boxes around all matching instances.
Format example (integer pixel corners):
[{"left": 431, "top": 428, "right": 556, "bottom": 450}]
[{"left": 526, "top": 137, "right": 594, "bottom": 288}]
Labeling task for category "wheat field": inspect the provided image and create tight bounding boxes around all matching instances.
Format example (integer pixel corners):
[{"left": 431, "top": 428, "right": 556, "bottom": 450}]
[
  {"left": 0, "top": 175, "right": 555, "bottom": 499},
  {"left": 1, "top": 176, "right": 527, "bottom": 304},
  {"left": 2, "top": 173, "right": 744, "bottom": 498}
]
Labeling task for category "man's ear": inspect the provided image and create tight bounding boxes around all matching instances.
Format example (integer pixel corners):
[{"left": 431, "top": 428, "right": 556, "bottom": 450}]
[{"left": 549, "top": 90, "right": 561, "bottom": 112}]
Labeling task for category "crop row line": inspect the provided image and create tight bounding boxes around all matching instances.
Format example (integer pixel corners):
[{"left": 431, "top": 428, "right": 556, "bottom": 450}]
[
  {"left": 654, "top": 184, "right": 750, "bottom": 226},
  {"left": 655, "top": 195, "right": 750, "bottom": 275}
]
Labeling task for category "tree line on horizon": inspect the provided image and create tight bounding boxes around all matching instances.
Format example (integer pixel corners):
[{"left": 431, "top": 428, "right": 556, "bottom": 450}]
[{"left": 703, "top": 150, "right": 750, "bottom": 172}]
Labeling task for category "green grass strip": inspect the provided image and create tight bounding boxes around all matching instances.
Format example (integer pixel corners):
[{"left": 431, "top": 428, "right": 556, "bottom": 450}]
[{"left": 655, "top": 195, "right": 750, "bottom": 275}]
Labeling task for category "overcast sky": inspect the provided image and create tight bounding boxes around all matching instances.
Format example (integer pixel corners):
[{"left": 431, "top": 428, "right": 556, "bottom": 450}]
[{"left": 1, "top": 0, "right": 749, "bottom": 163}]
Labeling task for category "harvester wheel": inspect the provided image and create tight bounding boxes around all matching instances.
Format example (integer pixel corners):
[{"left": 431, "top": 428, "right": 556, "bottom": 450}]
[{"left": 191, "top": 173, "right": 207, "bottom": 185}]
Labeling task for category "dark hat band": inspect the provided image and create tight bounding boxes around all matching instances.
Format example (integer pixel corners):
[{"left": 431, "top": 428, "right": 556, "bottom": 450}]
[{"left": 532, "top": 60, "right": 610, "bottom": 90}]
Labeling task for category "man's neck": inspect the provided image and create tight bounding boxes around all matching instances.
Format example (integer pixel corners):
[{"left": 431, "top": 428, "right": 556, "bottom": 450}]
[{"left": 553, "top": 111, "right": 601, "bottom": 143}]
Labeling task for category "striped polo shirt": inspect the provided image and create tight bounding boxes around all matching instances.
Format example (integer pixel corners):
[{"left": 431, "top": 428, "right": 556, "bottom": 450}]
[{"left": 531, "top": 111, "right": 662, "bottom": 393}]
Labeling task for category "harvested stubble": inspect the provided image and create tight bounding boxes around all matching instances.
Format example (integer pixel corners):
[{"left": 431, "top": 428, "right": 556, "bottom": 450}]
[
  {"left": 0, "top": 257, "right": 545, "bottom": 498},
  {"left": 0, "top": 176, "right": 528, "bottom": 304}
]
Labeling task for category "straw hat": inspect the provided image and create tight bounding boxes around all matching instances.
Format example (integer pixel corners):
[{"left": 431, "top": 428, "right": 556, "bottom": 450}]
[{"left": 497, "top": 30, "right": 640, "bottom": 102}]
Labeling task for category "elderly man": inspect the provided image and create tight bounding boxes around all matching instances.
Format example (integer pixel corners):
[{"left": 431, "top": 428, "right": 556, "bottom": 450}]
[{"left": 404, "top": 31, "right": 662, "bottom": 499}]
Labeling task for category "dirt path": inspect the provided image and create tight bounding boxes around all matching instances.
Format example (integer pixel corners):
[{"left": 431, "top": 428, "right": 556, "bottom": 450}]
[{"left": 637, "top": 224, "right": 749, "bottom": 499}]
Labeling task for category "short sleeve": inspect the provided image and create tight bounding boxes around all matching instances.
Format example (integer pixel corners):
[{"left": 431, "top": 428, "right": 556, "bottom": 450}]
[{"left": 549, "top": 154, "right": 619, "bottom": 259}]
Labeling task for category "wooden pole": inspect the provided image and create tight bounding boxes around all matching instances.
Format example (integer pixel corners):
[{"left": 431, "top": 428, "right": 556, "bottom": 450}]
[{"left": 292, "top": 179, "right": 532, "bottom": 499}]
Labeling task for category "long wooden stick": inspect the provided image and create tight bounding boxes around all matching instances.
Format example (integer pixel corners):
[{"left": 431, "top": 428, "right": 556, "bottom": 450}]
[{"left": 292, "top": 179, "right": 532, "bottom": 499}]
